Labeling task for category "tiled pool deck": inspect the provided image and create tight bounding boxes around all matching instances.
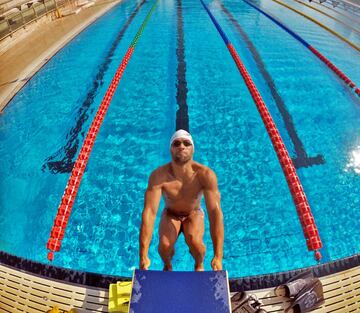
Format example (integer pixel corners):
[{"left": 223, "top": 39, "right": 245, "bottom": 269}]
[{"left": 0, "top": 0, "right": 121, "bottom": 112}]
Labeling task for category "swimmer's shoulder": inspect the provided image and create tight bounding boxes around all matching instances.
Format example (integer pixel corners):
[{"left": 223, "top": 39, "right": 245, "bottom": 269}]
[
  {"left": 193, "top": 162, "right": 217, "bottom": 184},
  {"left": 148, "top": 164, "right": 171, "bottom": 184}
]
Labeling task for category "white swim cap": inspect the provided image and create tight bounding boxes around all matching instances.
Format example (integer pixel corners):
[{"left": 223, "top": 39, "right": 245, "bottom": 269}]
[{"left": 170, "top": 129, "right": 194, "bottom": 148}]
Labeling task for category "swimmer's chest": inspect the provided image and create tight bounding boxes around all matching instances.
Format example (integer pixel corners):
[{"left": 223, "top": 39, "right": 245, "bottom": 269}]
[{"left": 162, "top": 176, "right": 203, "bottom": 200}]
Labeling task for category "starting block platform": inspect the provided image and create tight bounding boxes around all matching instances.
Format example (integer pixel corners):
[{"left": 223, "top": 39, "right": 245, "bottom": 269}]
[{"left": 128, "top": 269, "right": 231, "bottom": 313}]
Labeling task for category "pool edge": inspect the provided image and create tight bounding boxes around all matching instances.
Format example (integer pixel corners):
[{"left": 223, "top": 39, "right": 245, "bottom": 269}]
[
  {"left": 1, "top": 250, "right": 359, "bottom": 291},
  {"left": 0, "top": 0, "right": 122, "bottom": 113}
]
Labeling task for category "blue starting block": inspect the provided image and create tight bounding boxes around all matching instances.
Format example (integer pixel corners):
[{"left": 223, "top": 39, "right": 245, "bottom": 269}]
[{"left": 129, "top": 270, "right": 231, "bottom": 313}]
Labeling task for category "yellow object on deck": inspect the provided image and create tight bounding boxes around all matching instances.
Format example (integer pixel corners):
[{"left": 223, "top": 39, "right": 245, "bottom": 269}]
[{"left": 108, "top": 281, "right": 133, "bottom": 313}]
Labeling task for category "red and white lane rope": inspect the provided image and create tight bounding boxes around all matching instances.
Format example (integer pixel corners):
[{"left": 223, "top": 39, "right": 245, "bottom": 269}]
[
  {"left": 243, "top": 0, "right": 360, "bottom": 98},
  {"left": 46, "top": 0, "right": 158, "bottom": 261},
  {"left": 201, "top": 0, "right": 323, "bottom": 261}
]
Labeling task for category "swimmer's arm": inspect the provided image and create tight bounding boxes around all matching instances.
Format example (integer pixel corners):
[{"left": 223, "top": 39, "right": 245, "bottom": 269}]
[
  {"left": 139, "top": 170, "right": 162, "bottom": 266},
  {"left": 202, "top": 169, "right": 224, "bottom": 261}
]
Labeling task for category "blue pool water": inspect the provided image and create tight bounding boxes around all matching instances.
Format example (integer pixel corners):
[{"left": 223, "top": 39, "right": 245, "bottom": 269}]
[{"left": 0, "top": 0, "right": 359, "bottom": 278}]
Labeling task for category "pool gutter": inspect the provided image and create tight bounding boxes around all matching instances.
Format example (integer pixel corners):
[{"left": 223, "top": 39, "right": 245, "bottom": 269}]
[{"left": 0, "top": 250, "right": 359, "bottom": 291}]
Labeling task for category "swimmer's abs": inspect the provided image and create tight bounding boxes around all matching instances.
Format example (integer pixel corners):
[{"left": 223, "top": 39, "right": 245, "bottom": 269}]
[{"left": 163, "top": 195, "right": 202, "bottom": 214}]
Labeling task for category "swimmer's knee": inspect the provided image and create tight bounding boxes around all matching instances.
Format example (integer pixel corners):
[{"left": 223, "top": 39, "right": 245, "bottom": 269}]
[
  {"left": 186, "top": 236, "right": 206, "bottom": 254},
  {"left": 158, "top": 239, "right": 174, "bottom": 255}
]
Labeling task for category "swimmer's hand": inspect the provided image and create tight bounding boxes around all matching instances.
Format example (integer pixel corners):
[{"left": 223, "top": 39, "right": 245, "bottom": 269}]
[
  {"left": 211, "top": 256, "right": 223, "bottom": 271},
  {"left": 140, "top": 256, "right": 151, "bottom": 270}
]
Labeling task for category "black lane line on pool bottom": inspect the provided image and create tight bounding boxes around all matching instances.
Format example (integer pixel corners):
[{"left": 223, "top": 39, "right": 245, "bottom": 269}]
[
  {"left": 42, "top": 0, "right": 147, "bottom": 174},
  {"left": 219, "top": 2, "right": 325, "bottom": 169},
  {"left": 175, "top": 0, "right": 189, "bottom": 132}
]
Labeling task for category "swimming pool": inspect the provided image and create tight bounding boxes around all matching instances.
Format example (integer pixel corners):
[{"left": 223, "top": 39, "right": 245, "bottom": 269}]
[{"left": 0, "top": 0, "right": 359, "bottom": 278}]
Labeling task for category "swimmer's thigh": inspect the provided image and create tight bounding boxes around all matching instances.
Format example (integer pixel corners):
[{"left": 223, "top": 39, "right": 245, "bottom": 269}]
[
  {"left": 182, "top": 211, "right": 205, "bottom": 245},
  {"left": 158, "top": 211, "right": 181, "bottom": 247}
]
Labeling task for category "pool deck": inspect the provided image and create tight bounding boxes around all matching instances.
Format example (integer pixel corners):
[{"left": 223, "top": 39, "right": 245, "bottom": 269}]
[
  {"left": 0, "top": 0, "right": 121, "bottom": 113},
  {"left": 1, "top": 258, "right": 360, "bottom": 312}
]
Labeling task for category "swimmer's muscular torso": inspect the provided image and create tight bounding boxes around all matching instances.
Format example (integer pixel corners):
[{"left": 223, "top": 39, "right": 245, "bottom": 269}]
[{"left": 159, "top": 162, "right": 206, "bottom": 215}]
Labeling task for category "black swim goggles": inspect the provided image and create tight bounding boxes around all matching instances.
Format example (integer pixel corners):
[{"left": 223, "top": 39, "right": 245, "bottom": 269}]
[{"left": 171, "top": 140, "right": 193, "bottom": 147}]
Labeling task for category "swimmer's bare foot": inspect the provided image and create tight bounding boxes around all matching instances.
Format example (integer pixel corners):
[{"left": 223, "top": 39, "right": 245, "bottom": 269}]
[
  {"left": 163, "top": 263, "right": 173, "bottom": 271},
  {"left": 195, "top": 263, "right": 204, "bottom": 271}
]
